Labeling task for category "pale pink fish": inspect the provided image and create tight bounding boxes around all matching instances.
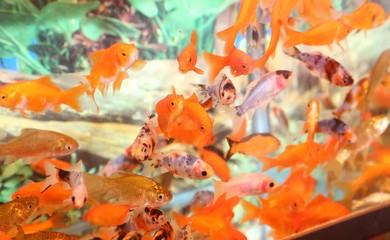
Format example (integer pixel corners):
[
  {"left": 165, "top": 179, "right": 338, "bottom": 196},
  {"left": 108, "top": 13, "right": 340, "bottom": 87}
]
[
  {"left": 213, "top": 172, "right": 278, "bottom": 199},
  {"left": 42, "top": 160, "right": 88, "bottom": 209},
  {"left": 235, "top": 70, "right": 292, "bottom": 118},
  {"left": 151, "top": 151, "right": 214, "bottom": 180}
]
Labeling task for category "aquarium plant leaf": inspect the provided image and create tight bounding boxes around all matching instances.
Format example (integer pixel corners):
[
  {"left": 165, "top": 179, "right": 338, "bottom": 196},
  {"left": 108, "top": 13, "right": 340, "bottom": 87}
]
[
  {"left": 81, "top": 16, "right": 141, "bottom": 42},
  {"left": 128, "top": 0, "right": 158, "bottom": 18}
]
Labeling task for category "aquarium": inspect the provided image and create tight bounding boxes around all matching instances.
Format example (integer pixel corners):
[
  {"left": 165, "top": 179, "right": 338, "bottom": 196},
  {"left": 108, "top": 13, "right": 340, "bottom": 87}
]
[{"left": 0, "top": 0, "right": 390, "bottom": 239}]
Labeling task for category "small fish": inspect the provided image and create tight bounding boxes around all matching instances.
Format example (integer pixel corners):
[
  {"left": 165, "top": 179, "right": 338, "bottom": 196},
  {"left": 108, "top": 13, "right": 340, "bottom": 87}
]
[
  {"left": 0, "top": 75, "right": 88, "bottom": 117},
  {"left": 149, "top": 151, "right": 214, "bottom": 180},
  {"left": 19, "top": 231, "right": 79, "bottom": 240},
  {"left": 194, "top": 73, "right": 237, "bottom": 108},
  {"left": 284, "top": 47, "right": 354, "bottom": 86},
  {"left": 283, "top": 20, "right": 352, "bottom": 47},
  {"left": 333, "top": 78, "right": 368, "bottom": 118},
  {"left": 304, "top": 99, "right": 320, "bottom": 147},
  {"left": 235, "top": 70, "right": 292, "bottom": 118},
  {"left": 317, "top": 118, "right": 356, "bottom": 143},
  {"left": 29, "top": 158, "right": 72, "bottom": 176},
  {"left": 0, "top": 129, "right": 78, "bottom": 164},
  {"left": 216, "top": 0, "right": 261, "bottom": 54},
  {"left": 83, "top": 203, "right": 133, "bottom": 227},
  {"left": 177, "top": 30, "right": 204, "bottom": 74},
  {"left": 0, "top": 197, "right": 39, "bottom": 235},
  {"left": 120, "top": 206, "right": 166, "bottom": 234},
  {"left": 42, "top": 161, "right": 88, "bottom": 209},
  {"left": 213, "top": 172, "right": 277, "bottom": 199},
  {"left": 226, "top": 133, "right": 281, "bottom": 160},
  {"left": 127, "top": 114, "right": 159, "bottom": 163},
  {"left": 12, "top": 182, "right": 71, "bottom": 216},
  {"left": 341, "top": 2, "right": 388, "bottom": 31},
  {"left": 83, "top": 171, "right": 172, "bottom": 207},
  {"left": 203, "top": 47, "right": 255, "bottom": 83}
]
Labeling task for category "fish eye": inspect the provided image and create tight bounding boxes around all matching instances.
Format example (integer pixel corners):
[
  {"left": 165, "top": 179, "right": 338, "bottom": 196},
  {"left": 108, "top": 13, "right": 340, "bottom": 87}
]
[
  {"left": 0, "top": 94, "right": 5, "bottom": 100},
  {"left": 269, "top": 182, "right": 275, "bottom": 188},
  {"left": 158, "top": 194, "right": 164, "bottom": 200},
  {"left": 170, "top": 101, "right": 175, "bottom": 107},
  {"left": 71, "top": 196, "right": 75, "bottom": 203},
  {"left": 28, "top": 204, "right": 33, "bottom": 209},
  {"left": 189, "top": 58, "right": 192, "bottom": 62},
  {"left": 122, "top": 52, "right": 127, "bottom": 57},
  {"left": 152, "top": 217, "right": 156, "bottom": 222},
  {"left": 84, "top": 197, "right": 87, "bottom": 203},
  {"left": 221, "top": 92, "right": 225, "bottom": 97},
  {"left": 242, "top": 64, "right": 246, "bottom": 69},
  {"left": 145, "top": 207, "right": 150, "bottom": 212},
  {"left": 201, "top": 171, "right": 207, "bottom": 176},
  {"left": 200, "top": 126, "right": 204, "bottom": 130},
  {"left": 65, "top": 144, "right": 72, "bottom": 151}
]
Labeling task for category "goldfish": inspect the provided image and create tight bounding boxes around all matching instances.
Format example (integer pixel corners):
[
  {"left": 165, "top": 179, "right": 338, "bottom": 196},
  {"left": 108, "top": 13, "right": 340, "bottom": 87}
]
[
  {"left": 0, "top": 75, "right": 88, "bottom": 118},
  {"left": 42, "top": 161, "right": 88, "bottom": 209},
  {"left": 296, "top": 0, "right": 336, "bottom": 26},
  {"left": 341, "top": 2, "right": 388, "bottom": 31},
  {"left": 194, "top": 73, "right": 237, "bottom": 108},
  {"left": 83, "top": 203, "right": 133, "bottom": 227},
  {"left": 203, "top": 47, "right": 254, "bottom": 83},
  {"left": 19, "top": 231, "right": 78, "bottom": 240},
  {"left": 284, "top": 47, "right": 354, "bottom": 86},
  {"left": 22, "top": 213, "right": 67, "bottom": 234},
  {"left": 0, "top": 128, "right": 78, "bottom": 164},
  {"left": 119, "top": 206, "right": 166, "bottom": 234},
  {"left": 0, "top": 231, "right": 10, "bottom": 240},
  {"left": 213, "top": 172, "right": 278, "bottom": 199},
  {"left": 283, "top": 20, "right": 352, "bottom": 47},
  {"left": 177, "top": 30, "right": 204, "bottom": 74},
  {"left": 333, "top": 78, "right": 368, "bottom": 118},
  {"left": 83, "top": 171, "right": 172, "bottom": 207},
  {"left": 234, "top": 70, "right": 292, "bottom": 118},
  {"left": 226, "top": 132, "right": 281, "bottom": 160},
  {"left": 29, "top": 158, "right": 72, "bottom": 176},
  {"left": 304, "top": 98, "right": 320, "bottom": 148},
  {"left": 317, "top": 118, "right": 356, "bottom": 144},
  {"left": 254, "top": 0, "right": 299, "bottom": 70},
  {"left": 282, "top": 167, "right": 317, "bottom": 204},
  {"left": 127, "top": 114, "right": 159, "bottom": 163},
  {"left": 85, "top": 42, "right": 146, "bottom": 99},
  {"left": 0, "top": 197, "right": 39, "bottom": 235},
  {"left": 12, "top": 182, "right": 71, "bottom": 216},
  {"left": 216, "top": 0, "right": 261, "bottom": 54},
  {"left": 198, "top": 146, "right": 231, "bottom": 182},
  {"left": 149, "top": 151, "right": 214, "bottom": 180}
]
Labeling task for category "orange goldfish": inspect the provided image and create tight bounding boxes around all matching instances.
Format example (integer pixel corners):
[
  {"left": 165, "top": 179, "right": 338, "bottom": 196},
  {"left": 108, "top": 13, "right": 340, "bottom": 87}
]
[
  {"left": 283, "top": 20, "right": 352, "bottom": 47},
  {"left": 198, "top": 146, "right": 231, "bottom": 182},
  {"left": 226, "top": 133, "right": 280, "bottom": 160},
  {"left": 282, "top": 167, "right": 317, "bottom": 203},
  {"left": 12, "top": 182, "right": 71, "bottom": 216},
  {"left": 83, "top": 203, "right": 133, "bottom": 227},
  {"left": 177, "top": 30, "right": 204, "bottom": 74},
  {"left": 333, "top": 77, "right": 369, "bottom": 118},
  {"left": 85, "top": 42, "right": 146, "bottom": 104},
  {"left": 30, "top": 158, "right": 72, "bottom": 176},
  {"left": 22, "top": 213, "right": 67, "bottom": 234},
  {"left": 0, "top": 75, "right": 87, "bottom": 117},
  {"left": 304, "top": 98, "right": 320, "bottom": 146},
  {"left": 0, "top": 231, "right": 10, "bottom": 240},
  {"left": 203, "top": 47, "right": 254, "bottom": 83},
  {"left": 254, "top": 0, "right": 299, "bottom": 70},
  {"left": 341, "top": 2, "right": 388, "bottom": 31},
  {"left": 216, "top": 0, "right": 261, "bottom": 54},
  {"left": 296, "top": 0, "right": 336, "bottom": 26},
  {"left": 284, "top": 47, "right": 354, "bottom": 86},
  {"left": 0, "top": 128, "right": 78, "bottom": 164}
]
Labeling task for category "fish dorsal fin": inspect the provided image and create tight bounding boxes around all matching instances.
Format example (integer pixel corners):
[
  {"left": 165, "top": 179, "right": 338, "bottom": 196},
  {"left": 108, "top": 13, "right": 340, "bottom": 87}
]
[
  {"left": 186, "top": 93, "right": 199, "bottom": 103},
  {"left": 20, "top": 128, "right": 39, "bottom": 137},
  {"left": 36, "top": 75, "right": 62, "bottom": 92},
  {"left": 190, "top": 30, "right": 198, "bottom": 46},
  {"left": 110, "top": 171, "right": 137, "bottom": 178},
  {"left": 89, "top": 49, "right": 107, "bottom": 65}
]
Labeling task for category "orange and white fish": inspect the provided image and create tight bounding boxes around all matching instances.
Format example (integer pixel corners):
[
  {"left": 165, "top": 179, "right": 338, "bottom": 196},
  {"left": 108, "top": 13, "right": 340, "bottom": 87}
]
[
  {"left": 203, "top": 47, "right": 254, "bottom": 83},
  {"left": 0, "top": 75, "right": 88, "bottom": 117},
  {"left": 216, "top": 0, "right": 261, "bottom": 54},
  {"left": 235, "top": 70, "right": 292, "bottom": 118},
  {"left": 213, "top": 172, "right": 278, "bottom": 199},
  {"left": 0, "top": 128, "right": 78, "bottom": 164},
  {"left": 85, "top": 42, "right": 146, "bottom": 105},
  {"left": 177, "top": 30, "right": 203, "bottom": 74},
  {"left": 42, "top": 161, "right": 88, "bottom": 209},
  {"left": 119, "top": 206, "right": 166, "bottom": 234},
  {"left": 30, "top": 158, "right": 72, "bottom": 176},
  {"left": 284, "top": 47, "right": 354, "bottom": 86},
  {"left": 341, "top": 2, "right": 388, "bottom": 31}
]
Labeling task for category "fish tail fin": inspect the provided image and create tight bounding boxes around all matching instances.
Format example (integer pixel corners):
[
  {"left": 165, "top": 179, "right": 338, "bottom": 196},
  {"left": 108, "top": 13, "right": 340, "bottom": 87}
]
[
  {"left": 216, "top": 26, "right": 238, "bottom": 54},
  {"left": 283, "top": 46, "right": 301, "bottom": 58},
  {"left": 193, "top": 67, "right": 204, "bottom": 75},
  {"left": 283, "top": 26, "right": 301, "bottom": 47},
  {"left": 212, "top": 178, "right": 225, "bottom": 202},
  {"left": 260, "top": 156, "right": 275, "bottom": 172},
  {"left": 240, "top": 199, "right": 261, "bottom": 224},
  {"left": 226, "top": 136, "right": 237, "bottom": 160},
  {"left": 203, "top": 51, "right": 227, "bottom": 83},
  {"left": 83, "top": 173, "right": 107, "bottom": 200},
  {"left": 41, "top": 161, "right": 60, "bottom": 193},
  {"left": 190, "top": 30, "right": 198, "bottom": 46},
  {"left": 60, "top": 84, "right": 88, "bottom": 112}
]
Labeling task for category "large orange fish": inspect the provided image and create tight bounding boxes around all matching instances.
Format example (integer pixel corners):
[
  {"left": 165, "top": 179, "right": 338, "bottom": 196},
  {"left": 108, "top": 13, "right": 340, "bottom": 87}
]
[
  {"left": 83, "top": 203, "right": 133, "bottom": 227},
  {"left": 341, "top": 2, "right": 388, "bottom": 31},
  {"left": 203, "top": 47, "right": 254, "bottom": 83},
  {"left": 296, "top": 0, "right": 336, "bottom": 26},
  {"left": 216, "top": 0, "right": 261, "bottom": 54},
  {"left": 177, "top": 30, "right": 204, "bottom": 74},
  {"left": 85, "top": 42, "right": 146, "bottom": 106},
  {"left": 0, "top": 75, "right": 88, "bottom": 117}
]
